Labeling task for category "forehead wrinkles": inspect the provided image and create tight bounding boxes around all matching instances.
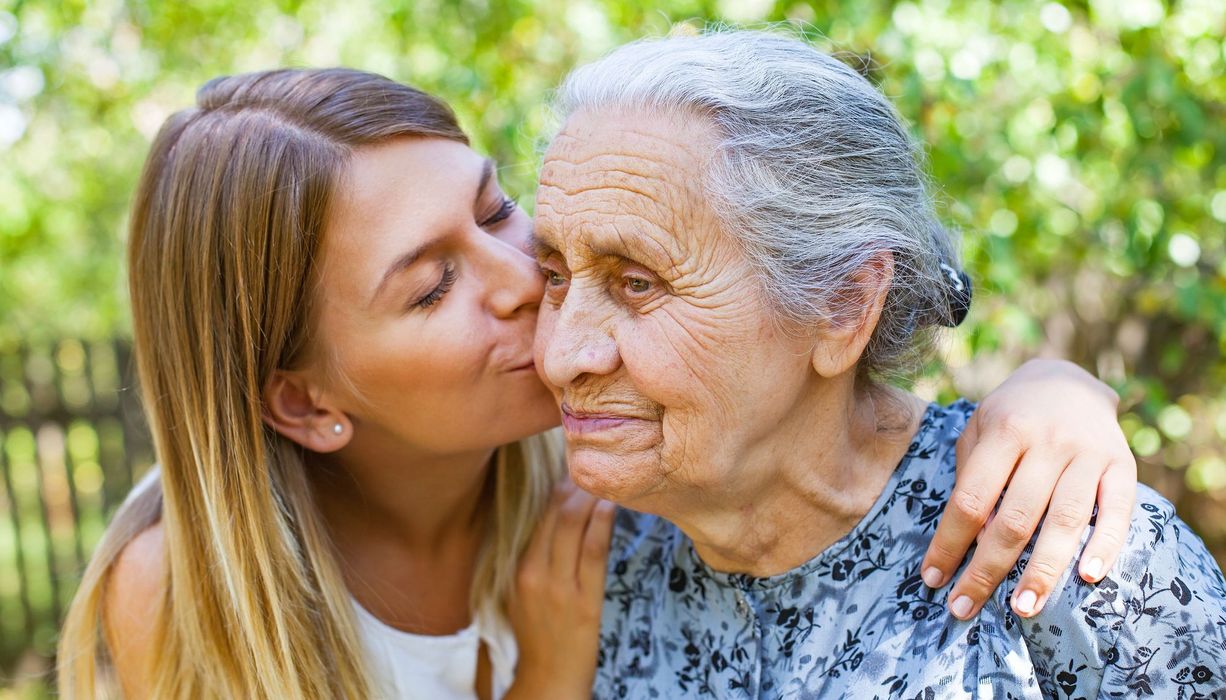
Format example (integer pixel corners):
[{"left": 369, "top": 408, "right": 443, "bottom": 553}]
[
  {"left": 539, "top": 127, "right": 715, "bottom": 268},
  {"left": 541, "top": 125, "right": 711, "bottom": 195}
]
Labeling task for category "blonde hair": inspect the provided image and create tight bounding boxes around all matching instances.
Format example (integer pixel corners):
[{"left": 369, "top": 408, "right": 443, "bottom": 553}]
[{"left": 57, "top": 68, "right": 561, "bottom": 699}]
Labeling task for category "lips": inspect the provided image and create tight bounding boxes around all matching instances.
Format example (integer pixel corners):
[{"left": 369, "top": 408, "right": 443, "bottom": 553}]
[{"left": 560, "top": 403, "right": 652, "bottom": 435}]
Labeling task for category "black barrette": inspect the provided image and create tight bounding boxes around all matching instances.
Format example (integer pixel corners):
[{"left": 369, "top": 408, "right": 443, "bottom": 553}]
[{"left": 938, "top": 262, "right": 972, "bottom": 327}]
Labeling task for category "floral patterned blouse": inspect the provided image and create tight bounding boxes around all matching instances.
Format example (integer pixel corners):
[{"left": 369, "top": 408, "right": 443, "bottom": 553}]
[{"left": 594, "top": 400, "right": 1226, "bottom": 699}]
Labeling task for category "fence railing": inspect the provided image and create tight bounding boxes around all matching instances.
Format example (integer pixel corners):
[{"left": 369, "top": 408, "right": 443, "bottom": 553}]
[{"left": 0, "top": 339, "right": 153, "bottom": 686}]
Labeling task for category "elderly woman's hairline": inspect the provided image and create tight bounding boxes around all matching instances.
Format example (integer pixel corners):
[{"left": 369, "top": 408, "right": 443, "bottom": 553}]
[{"left": 552, "top": 28, "right": 963, "bottom": 383}]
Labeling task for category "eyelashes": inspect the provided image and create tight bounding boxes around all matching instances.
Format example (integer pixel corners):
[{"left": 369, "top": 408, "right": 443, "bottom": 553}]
[
  {"left": 406, "top": 197, "right": 516, "bottom": 312},
  {"left": 414, "top": 263, "right": 457, "bottom": 309},
  {"left": 480, "top": 196, "right": 517, "bottom": 228}
]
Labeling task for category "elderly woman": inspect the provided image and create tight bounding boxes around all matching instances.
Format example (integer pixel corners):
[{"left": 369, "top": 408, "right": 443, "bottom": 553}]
[{"left": 531, "top": 31, "right": 1226, "bottom": 698}]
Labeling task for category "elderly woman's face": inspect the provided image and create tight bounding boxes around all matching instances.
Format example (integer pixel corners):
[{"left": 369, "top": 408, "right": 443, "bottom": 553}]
[{"left": 532, "top": 109, "right": 817, "bottom": 507}]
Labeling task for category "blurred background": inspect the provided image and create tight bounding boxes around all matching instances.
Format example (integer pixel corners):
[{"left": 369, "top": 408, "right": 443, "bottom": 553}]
[{"left": 0, "top": 0, "right": 1223, "bottom": 695}]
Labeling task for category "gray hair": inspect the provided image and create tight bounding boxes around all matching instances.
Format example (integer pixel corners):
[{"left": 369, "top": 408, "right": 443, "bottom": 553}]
[{"left": 552, "top": 29, "right": 964, "bottom": 380}]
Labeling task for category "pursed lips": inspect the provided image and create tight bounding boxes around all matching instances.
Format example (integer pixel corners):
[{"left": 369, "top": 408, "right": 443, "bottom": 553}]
[
  {"left": 495, "top": 347, "right": 537, "bottom": 372},
  {"left": 560, "top": 402, "right": 654, "bottom": 435}
]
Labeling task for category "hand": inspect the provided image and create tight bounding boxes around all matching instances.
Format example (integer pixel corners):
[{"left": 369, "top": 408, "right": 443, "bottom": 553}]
[
  {"left": 505, "top": 480, "right": 615, "bottom": 699},
  {"left": 920, "top": 359, "right": 1137, "bottom": 620}
]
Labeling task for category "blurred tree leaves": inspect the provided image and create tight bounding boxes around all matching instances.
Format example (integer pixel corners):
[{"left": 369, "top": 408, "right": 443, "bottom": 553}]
[{"left": 0, "top": 0, "right": 1223, "bottom": 553}]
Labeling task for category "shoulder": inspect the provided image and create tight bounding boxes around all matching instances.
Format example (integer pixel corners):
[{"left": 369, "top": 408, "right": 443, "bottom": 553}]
[
  {"left": 1015, "top": 485, "right": 1226, "bottom": 697},
  {"left": 883, "top": 399, "right": 976, "bottom": 503},
  {"left": 928, "top": 398, "right": 977, "bottom": 445},
  {"left": 1077, "top": 484, "right": 1224, "bottom": 610},
  {"left": 905, "top": 399, "right": 976, "bottom": 465},
  {"left": 107, "top": 519, "right": 166, "bottom": 610},
  {"left": 603, "top": 507, "right": 684, "bottom": 617},
  {"left": 104, "top": 521, "right": 166, "bottom": 694}
]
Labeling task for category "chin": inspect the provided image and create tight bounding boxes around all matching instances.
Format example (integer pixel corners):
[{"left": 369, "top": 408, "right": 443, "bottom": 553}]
[{"left": 565, "top": 446, "right": 658, "bottom": 505}]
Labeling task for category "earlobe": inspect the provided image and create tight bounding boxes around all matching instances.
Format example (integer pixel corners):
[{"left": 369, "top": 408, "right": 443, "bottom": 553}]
[
  {"left": 810, "top": 341, "right": 848, "bottom": 378},
  {"left": 262, "top": 371, "right": 352, "bottom": 453}
]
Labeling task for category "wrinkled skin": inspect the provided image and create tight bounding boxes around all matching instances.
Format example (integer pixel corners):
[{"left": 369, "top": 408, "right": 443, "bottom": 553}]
[
  {"left": 536, "top": 112, "right": 787, "bottom": 496},
  {"left": 532, "top": 108, "right": 912, "bottom": 573}
]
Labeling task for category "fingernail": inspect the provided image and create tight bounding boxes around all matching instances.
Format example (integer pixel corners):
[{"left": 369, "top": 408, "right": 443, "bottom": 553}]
[
  {"left": 950, "top": 595, "right": 974, "bottom": 619},
  {"left": 1083, "top": 557, "right": 1104, "bottom": 580},
  {"left": 1034, "top": 593, "right": 1050, "bottom": 615},
  {"left": 1014, "top": 589, "right": 1037, "bottom": 616},
  {"left": 922, "top": 567, "right": 944, "bottom": 588}
]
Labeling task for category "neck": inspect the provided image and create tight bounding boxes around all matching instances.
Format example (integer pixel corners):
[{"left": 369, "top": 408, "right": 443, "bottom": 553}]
[
  {"left": 309, "top": 430, "right": 495, "bottom": 557},
  {"left": 666, "top": 378, "right": 925, "bottom": 578}
]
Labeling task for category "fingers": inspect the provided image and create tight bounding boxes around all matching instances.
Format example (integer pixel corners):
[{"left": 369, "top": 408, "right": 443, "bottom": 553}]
[
  {"left": 1008, "top": 455, "right": 1099, "bottom": 617},
  {"left": 520, "top": 484, "right": 566, "bottom": 575},
  {"left": 1078, "top": 458, "right": 1136, "bottom": 583},
  {"left": 920, "top": 418, "right": 1020, "bottom": 590},
  {"left": 945, "top": 450, "right": 1058, "bottom": 620},
  {"left": 578, "top": 501, "right": 616, "bottom": 602},
  {"left": 549, "top": 486, "right": 600, "bottom": 585}
]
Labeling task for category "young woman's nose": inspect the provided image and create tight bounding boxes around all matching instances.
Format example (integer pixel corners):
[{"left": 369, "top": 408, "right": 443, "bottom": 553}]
[{"left": 478, "top": 231, "right": 545, "bottom": 318}]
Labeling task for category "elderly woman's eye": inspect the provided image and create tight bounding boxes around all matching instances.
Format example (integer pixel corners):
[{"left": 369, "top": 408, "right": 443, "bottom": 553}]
[
  {"left": 626, "top": 276, "right": 651, "bottom": 294},
  {"left": 540, "top": 266, "right": 567, "bottom": 286}
]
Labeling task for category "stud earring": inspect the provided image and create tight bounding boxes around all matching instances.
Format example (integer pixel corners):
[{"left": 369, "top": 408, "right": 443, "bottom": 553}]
[{"left": 332, "top": 423, "right": 344, "bottom": 435}]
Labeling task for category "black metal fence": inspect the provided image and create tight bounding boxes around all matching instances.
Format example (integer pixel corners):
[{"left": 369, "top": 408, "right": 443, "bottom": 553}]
[{"left": 0, "top": 339, "right": 153, "bottom": 687}]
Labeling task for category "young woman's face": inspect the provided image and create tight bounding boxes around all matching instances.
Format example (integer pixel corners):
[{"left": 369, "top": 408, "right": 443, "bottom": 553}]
[{"left": 311, "top": 137, "right": 559, "bottom": 456}]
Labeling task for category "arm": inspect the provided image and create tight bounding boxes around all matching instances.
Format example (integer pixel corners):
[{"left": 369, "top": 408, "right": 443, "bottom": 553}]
[
  {"left": 920, "top": 359, "right": 1137, "bottom": 620},
  {"left": 504, "top": 481, "right": 615, "bottom": 699}
]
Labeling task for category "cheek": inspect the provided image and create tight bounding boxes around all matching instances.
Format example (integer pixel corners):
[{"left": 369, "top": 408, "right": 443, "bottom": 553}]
[
  {"left": 339, "top": 304, "right": 556, "bottom": 451},
  {"left": 344, "top": 318, "right": 486, "bottom": 409},
  {"left": 532, "top": 304, "right": 561, "bottom": 386},
  {"left": 618, "top": 302, "right": 805, "bottom": 475},
  {"left": 619, "top": 304, "right": 762, "bottom": 413}
]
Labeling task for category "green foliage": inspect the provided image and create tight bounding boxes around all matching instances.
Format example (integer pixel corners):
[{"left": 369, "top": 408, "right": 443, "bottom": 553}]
[{"left": 0, "top": 0, "right": 1223, "bottom": 685}]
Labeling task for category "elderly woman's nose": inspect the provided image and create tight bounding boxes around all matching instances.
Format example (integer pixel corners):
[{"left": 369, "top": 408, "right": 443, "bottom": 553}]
[
  {"left": 479, "top": 234, "right": 545, "bottom": 318},
  {"left": 540, "top": 296, "right": 621, "bottom": 387}
]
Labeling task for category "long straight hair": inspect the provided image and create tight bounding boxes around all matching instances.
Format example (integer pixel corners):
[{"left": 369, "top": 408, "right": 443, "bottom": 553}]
[{"left": 57, "top": 68, "right": 562, "bottom": 699}]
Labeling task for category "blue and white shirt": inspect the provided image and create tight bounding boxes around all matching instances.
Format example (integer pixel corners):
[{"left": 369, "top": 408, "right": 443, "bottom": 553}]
[{"left": 594, "top": 400, "right": 1226, "bottom": 698}]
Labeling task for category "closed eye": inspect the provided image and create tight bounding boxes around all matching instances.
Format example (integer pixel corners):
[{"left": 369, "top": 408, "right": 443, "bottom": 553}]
[
  {"left": 480, "top": 197, "right": 516, "bottom": 228},
  {"left": 413, "top": 263, "right": 457, "bottom": 310}
]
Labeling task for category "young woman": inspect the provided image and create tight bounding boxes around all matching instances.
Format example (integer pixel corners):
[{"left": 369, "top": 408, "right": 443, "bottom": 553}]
[{"left": 58, "top": 68, "right": 1137, "bottom": 699}]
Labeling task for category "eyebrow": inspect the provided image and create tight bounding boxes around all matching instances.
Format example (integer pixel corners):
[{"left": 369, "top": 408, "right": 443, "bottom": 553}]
[
  {"left": 528, "top": 225, "right": 675, "bottom": 274},
  {"left": 369, "top": 158, "right": 496, "bottom": 306},
  {"left": 528, "top": 230, "right": 557, "bottom": 260},
  {"left": 589, "top": 232, "right": 670, "bottom": 269}
]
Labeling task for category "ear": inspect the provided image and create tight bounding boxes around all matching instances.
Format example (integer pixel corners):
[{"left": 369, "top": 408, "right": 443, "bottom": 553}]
[
  {"left": 810, "top": 252, "right": 895, "bottom": 378},
  {"left": 262, "top": 370, "right": 352, "bottom": 453}
]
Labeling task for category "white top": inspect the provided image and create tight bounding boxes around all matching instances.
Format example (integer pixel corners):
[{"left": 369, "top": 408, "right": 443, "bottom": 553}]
[{"left": 352, "top": 599, "right": 518, "bottom": 700}]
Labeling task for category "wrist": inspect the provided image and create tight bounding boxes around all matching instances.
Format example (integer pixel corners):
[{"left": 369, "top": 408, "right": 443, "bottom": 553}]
[{"left": 1020, "top": 358, "right": 1119, "bottom": 407}]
